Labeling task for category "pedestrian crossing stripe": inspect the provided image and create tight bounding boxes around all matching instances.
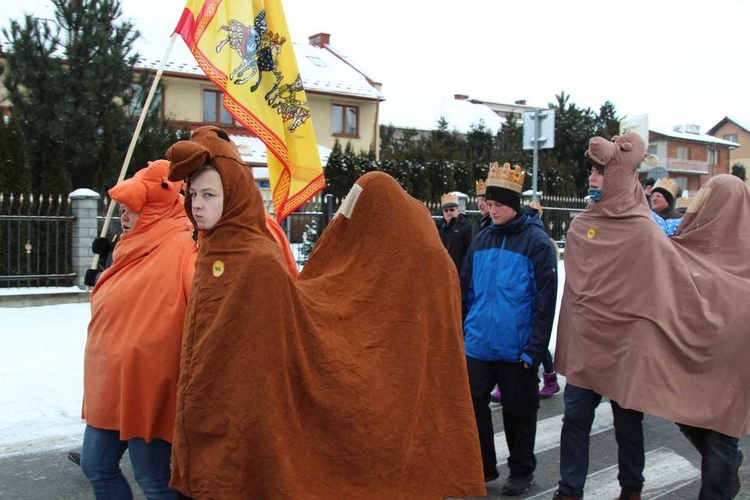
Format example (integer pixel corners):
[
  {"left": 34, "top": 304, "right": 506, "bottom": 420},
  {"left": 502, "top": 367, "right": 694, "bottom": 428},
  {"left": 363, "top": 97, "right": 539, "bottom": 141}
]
[{"left": 525, "top": 447, "right": 698, "bottom": 499}]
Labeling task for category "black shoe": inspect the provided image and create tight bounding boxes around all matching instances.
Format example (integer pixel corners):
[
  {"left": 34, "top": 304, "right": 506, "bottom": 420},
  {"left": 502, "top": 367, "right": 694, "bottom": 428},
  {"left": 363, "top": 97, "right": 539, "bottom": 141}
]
[
  {"left": 484, "top": 468, "right": 500, "bottom": 482},
  {"left": 502, "top": 474, "right": 534, "bottom": 496},
  {"left": 552, "top": 491, "right": 581, "bottom": 500},
  {"left": 732, "top": 449, "right": 743, "bottom": 499},
  {"left": 67, "top": 451, "right": 81, "bottom": 466}
]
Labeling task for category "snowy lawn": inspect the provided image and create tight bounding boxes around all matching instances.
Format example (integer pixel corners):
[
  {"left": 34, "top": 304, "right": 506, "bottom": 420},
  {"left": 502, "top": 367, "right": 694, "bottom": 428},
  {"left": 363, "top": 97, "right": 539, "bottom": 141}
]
[{"left": 0, "top": 262, "right": 564, "bottom": 457}]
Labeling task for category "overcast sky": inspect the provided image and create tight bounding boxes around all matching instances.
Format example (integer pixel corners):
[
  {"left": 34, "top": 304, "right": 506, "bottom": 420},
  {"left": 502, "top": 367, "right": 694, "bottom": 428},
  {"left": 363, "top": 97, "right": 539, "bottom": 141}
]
[{"left": 6, "top": 0, "right": 750, "bottom": 133}]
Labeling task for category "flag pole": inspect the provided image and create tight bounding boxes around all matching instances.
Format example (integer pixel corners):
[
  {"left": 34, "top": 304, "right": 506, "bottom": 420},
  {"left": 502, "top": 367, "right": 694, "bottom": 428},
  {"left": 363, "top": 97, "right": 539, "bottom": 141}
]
[{"left": 87, "top": 33, "right": 179, "bottom": 283}]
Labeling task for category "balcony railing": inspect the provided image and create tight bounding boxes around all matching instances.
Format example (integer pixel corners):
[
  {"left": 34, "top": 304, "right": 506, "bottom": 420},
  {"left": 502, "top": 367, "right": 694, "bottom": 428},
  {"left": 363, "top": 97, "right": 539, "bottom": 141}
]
[{"left": 665, "top": 158, "right": 709, "bottom": 173}]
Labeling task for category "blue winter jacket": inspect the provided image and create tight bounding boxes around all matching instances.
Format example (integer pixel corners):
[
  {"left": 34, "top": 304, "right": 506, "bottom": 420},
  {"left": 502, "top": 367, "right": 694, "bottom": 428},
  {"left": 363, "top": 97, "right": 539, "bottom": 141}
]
[{"left": 460, "top": 212, "right": 558, "bottom": 367}]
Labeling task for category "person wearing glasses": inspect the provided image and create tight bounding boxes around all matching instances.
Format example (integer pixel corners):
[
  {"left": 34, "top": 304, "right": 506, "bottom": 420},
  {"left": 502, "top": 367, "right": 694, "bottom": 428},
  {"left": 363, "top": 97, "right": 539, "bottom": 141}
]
[{"left": 436, "top": 192, "right": 473, "bottom": 272}]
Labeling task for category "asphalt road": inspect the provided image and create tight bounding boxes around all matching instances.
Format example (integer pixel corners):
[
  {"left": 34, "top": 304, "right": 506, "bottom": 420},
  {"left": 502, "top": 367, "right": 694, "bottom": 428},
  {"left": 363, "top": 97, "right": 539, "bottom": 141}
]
[{"left": 1, "top": 390, "right": 748, "bottom": 499}]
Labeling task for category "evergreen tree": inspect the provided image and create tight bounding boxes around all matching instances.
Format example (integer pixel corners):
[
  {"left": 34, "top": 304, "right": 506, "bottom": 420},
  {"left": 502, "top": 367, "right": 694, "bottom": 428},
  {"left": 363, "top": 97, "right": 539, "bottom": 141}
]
[
  {"left": 731, "top": 163, "right": 747, "bottom": 181},
  {"left": 1, "top": 112, "right": 33, "bottom": 193},
  {"left": 547, "top": 92, "right": 599, "bottom": 197},
  {"left": 3, "top": 0, "right": 184, "bottom": 192}
]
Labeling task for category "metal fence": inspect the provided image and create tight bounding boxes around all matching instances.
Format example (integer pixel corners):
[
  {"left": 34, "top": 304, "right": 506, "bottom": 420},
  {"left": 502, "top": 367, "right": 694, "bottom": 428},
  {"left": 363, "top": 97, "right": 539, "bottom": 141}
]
[
  {"left": 0, "top": 190, "right": 586, "bottom": 287},
  {"left": 0, "top": 193, "right": 75, "bottom": 287}
]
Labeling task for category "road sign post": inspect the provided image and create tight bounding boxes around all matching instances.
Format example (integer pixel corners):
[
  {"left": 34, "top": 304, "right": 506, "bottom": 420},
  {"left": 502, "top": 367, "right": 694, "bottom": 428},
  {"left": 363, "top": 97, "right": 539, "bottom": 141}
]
[{"left": 523, "top": 109, "right": 555, "bottom": 202}]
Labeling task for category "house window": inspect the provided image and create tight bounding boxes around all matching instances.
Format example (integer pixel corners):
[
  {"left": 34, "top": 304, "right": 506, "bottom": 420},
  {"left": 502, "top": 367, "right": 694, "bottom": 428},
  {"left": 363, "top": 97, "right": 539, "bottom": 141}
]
[
  {"left": 129, "top": 83, "right": 163, "bottom": 117},
  {"left": 647, "top": 145, "right": 657, "bottom": 155},
  {"left": 677, "top": 146, "right": 691, "bottom": 161},
  {"left": 203, "top": 90, "right": 234, "bottom": 125},
  {"left": 724, "top": 134, "right": 738, "bottom": 143},
  {"left": 332, "top": 104, "right": 358, "bottom": 137}
]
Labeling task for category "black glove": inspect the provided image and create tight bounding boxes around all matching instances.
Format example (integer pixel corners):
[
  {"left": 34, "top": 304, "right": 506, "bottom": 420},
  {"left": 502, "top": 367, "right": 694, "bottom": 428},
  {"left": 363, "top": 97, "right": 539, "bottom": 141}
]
[
  {"left": 84, "top": 269, "right": 100, "bottom": 287},
  {"left": 91, "top": 237, "right": 112, "bottom": 256}
]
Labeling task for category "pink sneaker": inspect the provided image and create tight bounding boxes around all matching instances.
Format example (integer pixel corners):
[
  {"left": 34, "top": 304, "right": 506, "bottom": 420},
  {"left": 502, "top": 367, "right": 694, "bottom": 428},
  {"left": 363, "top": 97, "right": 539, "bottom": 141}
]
[
  {"left": 539, "top": 372, "right": 560, "bottom": 398},
  {"left": 490, "top": 387, "right": 502, "bottom": 403}
]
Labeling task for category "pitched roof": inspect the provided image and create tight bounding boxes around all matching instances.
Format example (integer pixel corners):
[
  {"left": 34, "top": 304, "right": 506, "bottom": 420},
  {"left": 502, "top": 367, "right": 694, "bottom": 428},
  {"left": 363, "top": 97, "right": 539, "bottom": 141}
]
[
  {"left": 650, "top": 126, "right": 739, "bottom": 147},
  {"left": 706, "top": 116, "right": 750, "bottom": 136}
]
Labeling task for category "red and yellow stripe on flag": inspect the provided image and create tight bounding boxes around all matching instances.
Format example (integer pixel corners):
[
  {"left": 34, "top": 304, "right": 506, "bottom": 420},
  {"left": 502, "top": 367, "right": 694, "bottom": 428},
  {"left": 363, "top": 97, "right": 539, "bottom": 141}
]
[{"left": 174, "top": 0, "right": 325, "bottom": 221}]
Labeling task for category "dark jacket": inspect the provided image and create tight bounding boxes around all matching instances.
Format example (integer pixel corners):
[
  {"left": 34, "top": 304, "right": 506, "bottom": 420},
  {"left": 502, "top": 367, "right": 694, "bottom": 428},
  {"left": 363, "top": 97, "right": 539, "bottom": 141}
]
[
  {"left": 470, "top": 213, "right": 492, "bottom": 240},
  {"left": 437, "top": 213, "right": 473, "bottom": 272},
  {"left": 460, "top": 212, "right": 558, "bottom": 367}
]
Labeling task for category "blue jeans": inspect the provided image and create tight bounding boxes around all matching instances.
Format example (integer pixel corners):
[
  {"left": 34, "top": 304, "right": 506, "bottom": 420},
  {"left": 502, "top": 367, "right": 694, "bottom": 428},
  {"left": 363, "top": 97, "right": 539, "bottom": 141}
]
[
  {"left": 81, "top": 425, "right": 176, "bottom": 500},
  {"left": 558, "top": 383, "right": 644, "bottom": 497},
  {"left": 677, "top": 423, "right": 741, "bottom": 500}
]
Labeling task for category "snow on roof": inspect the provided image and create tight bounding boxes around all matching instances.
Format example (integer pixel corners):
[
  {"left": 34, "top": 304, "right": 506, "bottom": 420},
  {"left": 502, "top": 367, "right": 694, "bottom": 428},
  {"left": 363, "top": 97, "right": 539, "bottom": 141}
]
[
  {"left": 380, "top": 94, "right": 504, "bottom": 134},
  {"left": 133, "top": 18, "right": 381, "bottom": 100},
  {"left": 230, "top": 134, "right": 331, "bottom": 172},
  {"left": 650, "top": 126, "right": 740, "bottom": 147},
  {"left": 2, "top": 6, "right": 381, "bottom": 101}
]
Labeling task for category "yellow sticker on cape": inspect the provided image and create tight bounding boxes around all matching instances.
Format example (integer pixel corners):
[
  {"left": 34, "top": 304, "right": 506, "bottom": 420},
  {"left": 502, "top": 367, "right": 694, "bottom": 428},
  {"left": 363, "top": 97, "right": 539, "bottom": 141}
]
[
  {"left": 587, "top": 228, "right": 596, "bottom": 239},
  {"left": 212, "top": 260, "right": 225, "bottom": 277}
]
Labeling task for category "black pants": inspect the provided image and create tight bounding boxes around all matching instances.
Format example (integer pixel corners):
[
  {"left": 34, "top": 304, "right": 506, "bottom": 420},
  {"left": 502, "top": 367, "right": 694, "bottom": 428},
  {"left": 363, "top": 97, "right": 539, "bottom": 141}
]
[{"left": 466, "top": 355, "right": 539, "bottom": 478}]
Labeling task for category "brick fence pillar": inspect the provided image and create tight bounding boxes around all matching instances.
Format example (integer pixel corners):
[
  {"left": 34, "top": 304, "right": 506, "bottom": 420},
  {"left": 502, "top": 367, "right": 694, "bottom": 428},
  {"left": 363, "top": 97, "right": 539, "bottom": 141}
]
[{"left": 69, "top": 189, "right": 101, "bottom": 289}]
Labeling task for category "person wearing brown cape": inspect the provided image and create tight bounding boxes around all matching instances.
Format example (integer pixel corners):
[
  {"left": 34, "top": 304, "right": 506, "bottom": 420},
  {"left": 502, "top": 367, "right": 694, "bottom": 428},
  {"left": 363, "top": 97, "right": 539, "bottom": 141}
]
[
  {"left": 166, "top": 126, "right": 485, "bottom": 499},
  {"left": 671, "top": 174, "right": 749, "bottom": 499},
  {"left": 555, "top": 132, "right": 750, "bottom": 497}
]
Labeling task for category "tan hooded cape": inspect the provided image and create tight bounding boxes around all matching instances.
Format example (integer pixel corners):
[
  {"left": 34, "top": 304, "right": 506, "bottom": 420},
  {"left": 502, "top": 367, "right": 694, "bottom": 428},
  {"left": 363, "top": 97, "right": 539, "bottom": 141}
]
[
  {"left": 83, "top": 160, "right": 197, "bottom": 442},
  {"left": 166, "top": 126, "right": 485, "bottom": 499},
  {"left": 556, "top": 132, "right": 750, "bottom": 438}
]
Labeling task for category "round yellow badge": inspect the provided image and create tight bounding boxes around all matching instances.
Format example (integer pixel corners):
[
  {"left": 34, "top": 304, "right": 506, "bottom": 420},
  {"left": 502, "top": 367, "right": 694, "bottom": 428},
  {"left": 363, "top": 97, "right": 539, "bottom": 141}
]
[
  {"left": 212, "top": 260, "right": 225, "bottom": 277},
  {"left": 587, "top": 228, "right": 596, "bottom": 239}
]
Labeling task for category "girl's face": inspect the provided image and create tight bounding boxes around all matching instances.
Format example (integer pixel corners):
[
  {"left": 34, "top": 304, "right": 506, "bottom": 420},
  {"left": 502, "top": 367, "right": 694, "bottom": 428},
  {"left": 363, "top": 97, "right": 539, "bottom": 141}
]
[
  {"left": 189, "top": 169, "right": 224, "bottom": 231},
  {"left": 119, "top": 205, "right": 140, "bottom": 234},
  {"left": 588, "top": 165, "right": 604, "bottom": 190}
]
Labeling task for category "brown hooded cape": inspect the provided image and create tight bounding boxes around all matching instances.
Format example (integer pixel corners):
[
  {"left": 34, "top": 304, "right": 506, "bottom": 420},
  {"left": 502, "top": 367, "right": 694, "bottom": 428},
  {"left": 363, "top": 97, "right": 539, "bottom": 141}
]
[
  {"left": 556, "top": 132, "right": 750, "bottom": 438},
  {"left": 167, "top": 126, "right": 485, "bottom": 499}
]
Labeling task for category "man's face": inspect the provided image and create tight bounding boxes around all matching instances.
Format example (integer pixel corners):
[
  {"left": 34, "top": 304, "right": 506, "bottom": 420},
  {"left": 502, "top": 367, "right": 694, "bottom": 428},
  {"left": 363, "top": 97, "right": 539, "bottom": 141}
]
[
  {"left": 119, "top": 205, "right": 140, "bottom": 234},
  {"left": 442, "top": 206, "right": 459, "bottom": 222},
  {"left": 190, "top": 168, "right": 224, "bottom": 231},
  {"left": 486, "top": 199, "right": 517, "bottom": 226},
  {"left": 588, "top": 165, "right": 604, "bottom": 190},
  {"left": 477, "top": 195, "right": 489, "bottom": 216},
  {"left": 650, "top": 191, "right": 669, "bottom": 213},
  {"left": 645, "top": 185, "right": 653, "bottom": 196}
]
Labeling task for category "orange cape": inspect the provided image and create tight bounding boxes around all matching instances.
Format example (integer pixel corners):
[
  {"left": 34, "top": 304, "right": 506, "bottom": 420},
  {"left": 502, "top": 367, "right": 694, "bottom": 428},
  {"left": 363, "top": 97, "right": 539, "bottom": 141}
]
[{"left": 83, "top": 160, "right": 197, "bottom": 443}]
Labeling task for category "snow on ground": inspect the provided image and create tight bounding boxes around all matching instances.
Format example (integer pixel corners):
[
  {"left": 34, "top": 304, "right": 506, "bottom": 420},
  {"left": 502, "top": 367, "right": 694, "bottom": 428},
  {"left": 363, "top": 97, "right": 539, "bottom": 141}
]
[
  {"left": 0, "top": 303, "right": 90, "bottom": 456},
  {"left": 0, "top": 262, "right": 565, "bottom": 458}
]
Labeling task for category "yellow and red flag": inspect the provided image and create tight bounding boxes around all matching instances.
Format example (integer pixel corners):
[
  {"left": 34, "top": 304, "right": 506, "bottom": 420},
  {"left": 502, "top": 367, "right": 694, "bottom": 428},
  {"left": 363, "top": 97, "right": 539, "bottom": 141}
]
[{"left": 175, "top": 0, "right": 325, "bottom": 221}]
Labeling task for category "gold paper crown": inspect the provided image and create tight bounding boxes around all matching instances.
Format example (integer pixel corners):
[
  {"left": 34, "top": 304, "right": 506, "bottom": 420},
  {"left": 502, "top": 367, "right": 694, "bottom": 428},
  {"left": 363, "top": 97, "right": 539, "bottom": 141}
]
[
  {"left": 487, "top": 162, "right": 525, "bottom": 194},
  {"left": 525, "top": 200, "right": 543, "bottom": 216},
  {"left": 475, "top": 179, "right": 487, "bottom": 196},
  {"left": 440, "top": 192, "right": 459, "bottom": 206},
  {"left": 675, "top": 196, "right": 691, "bottom": 209},
  {"left": 653, "top": 178, "right": 680, "bottom": 200}
]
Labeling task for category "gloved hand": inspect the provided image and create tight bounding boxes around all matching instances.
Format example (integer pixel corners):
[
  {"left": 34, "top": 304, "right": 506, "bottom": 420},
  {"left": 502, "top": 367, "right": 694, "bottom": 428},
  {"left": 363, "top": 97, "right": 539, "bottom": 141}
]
[
  {"left": 91, "top": 237, "right": 112, "bottom": 256},
  {"left": 84, "top": 269, "right": 100, "bottom": 287}
]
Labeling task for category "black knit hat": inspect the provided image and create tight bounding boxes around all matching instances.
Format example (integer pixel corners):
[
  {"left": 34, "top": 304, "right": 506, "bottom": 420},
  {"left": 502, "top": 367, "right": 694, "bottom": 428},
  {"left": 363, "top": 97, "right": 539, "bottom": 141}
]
[{"left": 485, "top": 186, "right": 521, "bottom": 211}]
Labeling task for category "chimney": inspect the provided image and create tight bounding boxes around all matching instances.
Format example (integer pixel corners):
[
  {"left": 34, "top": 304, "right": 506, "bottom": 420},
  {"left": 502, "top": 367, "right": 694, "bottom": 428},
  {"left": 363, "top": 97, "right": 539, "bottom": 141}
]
[
  {"left": 515, "top": 99, "right": 527, "bottom": 105},
  {"left": 308, "top": 33, "right": 330, "bottom": 47},
  {"left": 454, "top": 94, "right": 469, "bottom": 100}
]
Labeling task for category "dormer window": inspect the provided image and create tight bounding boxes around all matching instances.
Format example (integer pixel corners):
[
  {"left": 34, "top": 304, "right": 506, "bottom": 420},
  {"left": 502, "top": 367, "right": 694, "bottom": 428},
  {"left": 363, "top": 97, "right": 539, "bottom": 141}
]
[{"left": 306, "top": 56, "right": 326, "bottom": 67}]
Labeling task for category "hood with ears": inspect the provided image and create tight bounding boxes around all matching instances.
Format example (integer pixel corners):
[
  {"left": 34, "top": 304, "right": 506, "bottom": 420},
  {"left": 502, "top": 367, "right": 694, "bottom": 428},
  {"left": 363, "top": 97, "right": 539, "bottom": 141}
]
[
  {"left": 166, "top": 125, "right": 270, "bottom": 240},
  {"left": 583, "top": 132, "right": 651, "bottom": 214},
  {"left": 108, "top": 160, "right": 185, "bottom": 232}
]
